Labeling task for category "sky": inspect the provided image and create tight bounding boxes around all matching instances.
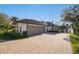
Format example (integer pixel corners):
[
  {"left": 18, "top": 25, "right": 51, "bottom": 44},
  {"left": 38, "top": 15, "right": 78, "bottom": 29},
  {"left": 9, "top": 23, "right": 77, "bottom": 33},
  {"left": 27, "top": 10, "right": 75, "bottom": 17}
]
[{"left": 0, "top": 4, "right": 74, "bottom": 24}]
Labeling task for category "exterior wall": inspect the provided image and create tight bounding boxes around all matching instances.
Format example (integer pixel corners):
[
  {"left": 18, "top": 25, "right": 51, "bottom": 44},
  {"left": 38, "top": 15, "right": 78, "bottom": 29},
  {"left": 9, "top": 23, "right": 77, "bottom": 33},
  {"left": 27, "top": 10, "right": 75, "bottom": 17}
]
[
  {"left": 14, "top": 23, "right": 46, "bottom": 36},
  {"left": 45, "top": 25, "right": 48, "bottom": 32},
  {"left": 18, "top": 23, "right": 27, "bottom": 32},
  {"left": 15, "top": 23, "right": 27, "bottom": 35},
  {"left": 47, "top": 26, "right": 52, "bottom": 31},
  {"left": 52, "top": 26, "right": 55, "bottom": 31},
  {"left": 53, "top": 26, "right": 57, "bottom": 31}
]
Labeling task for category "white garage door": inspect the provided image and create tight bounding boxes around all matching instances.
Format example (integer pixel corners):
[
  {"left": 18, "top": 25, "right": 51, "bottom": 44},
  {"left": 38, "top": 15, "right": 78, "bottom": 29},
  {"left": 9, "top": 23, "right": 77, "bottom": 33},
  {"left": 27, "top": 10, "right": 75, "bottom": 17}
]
[{"left": 27, "top": 24, "right": 44, "bottom": 36}]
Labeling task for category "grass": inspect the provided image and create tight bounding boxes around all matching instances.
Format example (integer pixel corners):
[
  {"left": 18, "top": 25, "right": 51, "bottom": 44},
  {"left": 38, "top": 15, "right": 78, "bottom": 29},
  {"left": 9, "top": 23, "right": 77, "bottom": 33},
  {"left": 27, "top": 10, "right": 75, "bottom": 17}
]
[{"left": 69, "top": 33, "right": 79, "bottom": 54}]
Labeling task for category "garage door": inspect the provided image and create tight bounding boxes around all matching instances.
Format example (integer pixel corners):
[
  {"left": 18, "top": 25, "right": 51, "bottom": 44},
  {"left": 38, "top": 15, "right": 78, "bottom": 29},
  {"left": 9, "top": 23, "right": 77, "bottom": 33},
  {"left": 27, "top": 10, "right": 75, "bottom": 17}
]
[{"left": 27, "top": 24, "right": 44, "bottom": 36}]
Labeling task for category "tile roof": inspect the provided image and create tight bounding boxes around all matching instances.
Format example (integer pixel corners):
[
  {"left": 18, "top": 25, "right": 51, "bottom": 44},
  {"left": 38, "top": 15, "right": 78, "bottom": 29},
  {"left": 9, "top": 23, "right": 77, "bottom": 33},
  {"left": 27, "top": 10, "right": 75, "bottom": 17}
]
[{"left": 14, "top": 19, "right": 46, "bottom": 25}]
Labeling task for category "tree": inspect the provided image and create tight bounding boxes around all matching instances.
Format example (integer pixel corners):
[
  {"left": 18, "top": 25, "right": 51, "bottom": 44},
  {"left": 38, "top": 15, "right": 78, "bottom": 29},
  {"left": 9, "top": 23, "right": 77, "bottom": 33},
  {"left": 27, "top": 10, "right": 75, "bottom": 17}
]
[
  {"left": 11, "top": 16, "right": 18, "bottom": 22},
  {"left": 0, "top": 13, "right": 13, "bottom": 34},
  {"left": 62, "top": 5, "right": 79, "bottom": 35}
]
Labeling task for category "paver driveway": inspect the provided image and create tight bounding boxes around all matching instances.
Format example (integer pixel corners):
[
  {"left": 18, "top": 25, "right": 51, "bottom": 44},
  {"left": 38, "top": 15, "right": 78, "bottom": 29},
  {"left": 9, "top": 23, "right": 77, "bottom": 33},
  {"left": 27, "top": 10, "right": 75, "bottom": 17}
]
[{"left": 0, "top": 32, "right": 72, "bottom": 54}]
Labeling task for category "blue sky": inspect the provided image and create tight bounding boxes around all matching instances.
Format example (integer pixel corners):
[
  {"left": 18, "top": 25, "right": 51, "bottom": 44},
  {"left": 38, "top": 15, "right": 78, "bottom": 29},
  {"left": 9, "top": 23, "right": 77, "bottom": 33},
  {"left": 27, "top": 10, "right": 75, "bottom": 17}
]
[{"left": 0, "top": 4, "right": 73, "bottom": 24}]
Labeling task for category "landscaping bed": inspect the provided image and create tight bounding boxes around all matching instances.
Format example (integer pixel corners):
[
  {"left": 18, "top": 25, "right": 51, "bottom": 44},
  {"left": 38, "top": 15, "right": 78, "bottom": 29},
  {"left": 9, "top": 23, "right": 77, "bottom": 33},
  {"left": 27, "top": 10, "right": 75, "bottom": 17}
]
[
  {"left": 69, "top": 33, "right": 79, "bottom": 54},
  {"left": 0, "top": 31, "right": 27, "bottom": 42}
]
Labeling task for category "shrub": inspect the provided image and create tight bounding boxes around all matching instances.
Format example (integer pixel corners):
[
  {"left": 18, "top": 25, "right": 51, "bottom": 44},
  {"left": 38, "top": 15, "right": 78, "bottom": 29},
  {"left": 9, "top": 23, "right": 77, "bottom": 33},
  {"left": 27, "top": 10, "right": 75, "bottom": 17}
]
[
  {"left": 70, "top": 33, "right": 79, "bottom": 41},
  {"left": 0, "top": 31, "right": 24, "bottom": 40},
  {"left": 69, "top": 33, "right": 79, "bottom": 54},
  {"left": 6, "top": 31, "right": 23, "bottom": 39}
]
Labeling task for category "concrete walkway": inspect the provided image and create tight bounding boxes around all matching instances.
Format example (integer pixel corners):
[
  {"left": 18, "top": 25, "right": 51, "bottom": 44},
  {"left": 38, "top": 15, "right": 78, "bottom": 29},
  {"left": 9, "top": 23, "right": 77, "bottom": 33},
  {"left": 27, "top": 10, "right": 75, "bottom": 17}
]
[{"left": 0, "top": 32, "right": 72, "bottom": 54}]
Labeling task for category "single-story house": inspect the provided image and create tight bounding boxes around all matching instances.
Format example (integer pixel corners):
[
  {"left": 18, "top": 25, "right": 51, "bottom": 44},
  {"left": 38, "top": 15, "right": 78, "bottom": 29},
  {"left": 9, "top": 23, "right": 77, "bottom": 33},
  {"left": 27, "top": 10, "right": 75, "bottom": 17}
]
[
  {"left": 46, "top": 22, "right": 60, "bottom": 32},
  {"left": 12, "top": 19, "right": 48, "bottom": 36},
  {"left": 46, "top": 22, "right": 53, "bottom": 32}
]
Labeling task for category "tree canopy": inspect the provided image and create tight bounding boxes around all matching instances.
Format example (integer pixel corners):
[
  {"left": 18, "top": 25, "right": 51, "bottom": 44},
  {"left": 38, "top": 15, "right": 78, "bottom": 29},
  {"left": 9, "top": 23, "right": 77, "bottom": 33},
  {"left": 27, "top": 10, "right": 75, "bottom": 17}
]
[
  {"left": 62, "top": 5, "right": 79, "bottom": 22},
  {"left": 62, "top": 5, "right": 79, "bottom": 35},
  {"left": 0, "top": 13, "right": 13, "bottom": 33},
  {"left": 10, "top": 16, "right": 19, "bottom": 22}
]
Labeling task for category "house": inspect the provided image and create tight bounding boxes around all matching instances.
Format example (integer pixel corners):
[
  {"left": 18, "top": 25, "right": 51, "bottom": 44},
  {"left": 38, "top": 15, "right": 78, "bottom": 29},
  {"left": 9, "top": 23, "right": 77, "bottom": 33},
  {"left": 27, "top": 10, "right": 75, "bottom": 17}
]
[
  {"left": 13, "top": 19, "right": 47, "bottom": 36},
  {"left": 46, "top": 22, "right": 54, "bottom": 32},
  {"left": 46, "top": 22, "right": 60, "bottom": 32}
]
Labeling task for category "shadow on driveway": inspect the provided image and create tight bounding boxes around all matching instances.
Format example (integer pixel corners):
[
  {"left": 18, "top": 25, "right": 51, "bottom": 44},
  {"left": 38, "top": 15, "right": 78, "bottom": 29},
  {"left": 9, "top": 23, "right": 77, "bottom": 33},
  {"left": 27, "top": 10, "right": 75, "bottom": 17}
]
[
  {"left": 63, "top": 38, "right": 71, "bottom": 42},
  {"left": 44, "top": 32, "right": 59, "bottom": 35}
]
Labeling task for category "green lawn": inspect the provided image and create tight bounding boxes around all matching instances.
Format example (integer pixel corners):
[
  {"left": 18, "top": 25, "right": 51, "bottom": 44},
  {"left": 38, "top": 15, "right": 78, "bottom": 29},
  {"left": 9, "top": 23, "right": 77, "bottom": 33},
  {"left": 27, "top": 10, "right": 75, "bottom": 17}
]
[{"left": 69, "top": 33, "right": 79, "bottom": 54}]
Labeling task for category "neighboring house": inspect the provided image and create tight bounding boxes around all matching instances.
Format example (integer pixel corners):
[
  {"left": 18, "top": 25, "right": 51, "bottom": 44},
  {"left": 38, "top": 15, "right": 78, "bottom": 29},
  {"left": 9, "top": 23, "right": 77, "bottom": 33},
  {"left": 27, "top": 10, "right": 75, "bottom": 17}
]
[
  {"left": 46, "top": 22, "right": 59, "bottom": 32},
  {"left": 53, "top": 25, "right": 60, "bottom": 32},
  {"left": 46, "top": 22, "right": 53, "bottom": 32},
  {"left": 13, "top": 19, "right": 47, "bottom": 36}
]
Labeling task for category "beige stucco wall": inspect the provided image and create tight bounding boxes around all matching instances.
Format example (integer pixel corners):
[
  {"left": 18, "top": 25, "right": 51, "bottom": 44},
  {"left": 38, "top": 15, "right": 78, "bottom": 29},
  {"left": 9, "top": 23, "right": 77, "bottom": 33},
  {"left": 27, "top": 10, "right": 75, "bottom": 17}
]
[
  {"left": 27, "top": 24, "right": 43, "bottom": 26},
  {"left": 45, "top": 25, "right": 48, "bottom": 32},
  {"left": 47, "top": 26, "right": 52, "bottom": 31},
  {"left": 15, "top": 23, "right": 46, "bottom": 36},
  {"left": 15, "top": 23, "right": 27, "bottom": 34}
]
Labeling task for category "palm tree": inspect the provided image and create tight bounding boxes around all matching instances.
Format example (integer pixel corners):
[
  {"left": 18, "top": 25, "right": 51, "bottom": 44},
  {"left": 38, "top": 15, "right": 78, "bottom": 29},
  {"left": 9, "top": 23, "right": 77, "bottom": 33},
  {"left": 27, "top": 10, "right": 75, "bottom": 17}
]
[{"left": 11, "top": 16, "right": 19, "bottom": 22}]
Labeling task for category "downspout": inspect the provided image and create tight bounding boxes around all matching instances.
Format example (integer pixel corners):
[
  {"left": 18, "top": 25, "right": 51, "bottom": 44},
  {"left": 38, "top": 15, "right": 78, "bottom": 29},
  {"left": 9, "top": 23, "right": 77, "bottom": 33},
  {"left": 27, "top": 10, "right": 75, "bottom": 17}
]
[{"left": 27, "top": 23, "right": 28, "bottom": 36}]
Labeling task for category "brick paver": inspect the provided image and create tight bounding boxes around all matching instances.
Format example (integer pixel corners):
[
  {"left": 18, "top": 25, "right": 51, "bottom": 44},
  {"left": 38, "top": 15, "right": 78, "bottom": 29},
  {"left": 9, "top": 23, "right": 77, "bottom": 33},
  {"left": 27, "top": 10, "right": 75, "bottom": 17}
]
[{"left": 0, "top": 33, "right": 72, "bottom": 54}]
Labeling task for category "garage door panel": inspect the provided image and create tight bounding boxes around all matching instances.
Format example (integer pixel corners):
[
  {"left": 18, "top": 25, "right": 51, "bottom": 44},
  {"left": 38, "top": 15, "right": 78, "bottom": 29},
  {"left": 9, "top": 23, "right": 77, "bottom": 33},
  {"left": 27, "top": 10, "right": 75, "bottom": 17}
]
[{"left": 28, "top": 25, "right": 44, "bottom": 36}]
